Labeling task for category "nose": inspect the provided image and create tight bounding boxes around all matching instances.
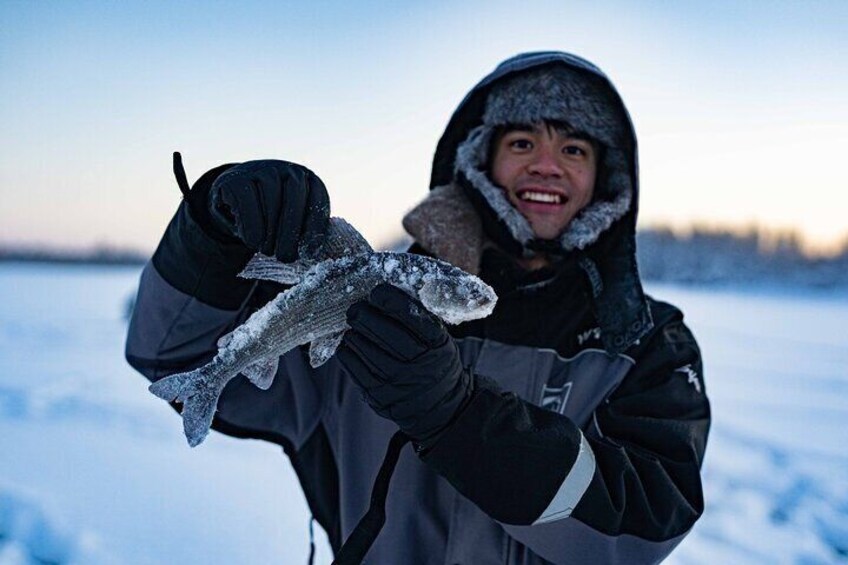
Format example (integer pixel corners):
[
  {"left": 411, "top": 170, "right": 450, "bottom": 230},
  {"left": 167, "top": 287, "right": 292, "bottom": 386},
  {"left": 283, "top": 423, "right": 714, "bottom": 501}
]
[{"left": 526, "top": 143, "right": 564, "bottom": 178}]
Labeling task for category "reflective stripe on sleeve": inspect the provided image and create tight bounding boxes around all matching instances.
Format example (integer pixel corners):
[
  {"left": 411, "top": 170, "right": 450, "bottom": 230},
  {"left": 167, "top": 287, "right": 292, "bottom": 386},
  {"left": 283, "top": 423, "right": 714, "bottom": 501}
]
[{"left": 533, "top": 430, "right": 596, "bottom": 525}]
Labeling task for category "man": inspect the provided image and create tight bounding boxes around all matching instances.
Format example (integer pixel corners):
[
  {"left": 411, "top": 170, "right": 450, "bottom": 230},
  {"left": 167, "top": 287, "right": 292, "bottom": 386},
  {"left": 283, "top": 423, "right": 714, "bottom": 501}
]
[{"left": 126, "top": 51, "right": 710, "bottom": 564}]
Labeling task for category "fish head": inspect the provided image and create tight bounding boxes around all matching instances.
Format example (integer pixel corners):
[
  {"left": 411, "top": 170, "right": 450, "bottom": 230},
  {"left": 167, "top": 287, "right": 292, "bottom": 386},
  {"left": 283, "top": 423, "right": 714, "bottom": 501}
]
[{"left": 417, "top": 267, "right": 497, "bottom": 325}]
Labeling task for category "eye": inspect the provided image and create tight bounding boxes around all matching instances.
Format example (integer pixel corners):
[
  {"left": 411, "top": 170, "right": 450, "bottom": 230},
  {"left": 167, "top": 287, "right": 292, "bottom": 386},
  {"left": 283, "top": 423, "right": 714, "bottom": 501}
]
[
  {"left": 562, "top": 143, "right": 590, "bottom": 157},
  {"left": 509, "top": 138, "right": 533, "bottom": 151}
]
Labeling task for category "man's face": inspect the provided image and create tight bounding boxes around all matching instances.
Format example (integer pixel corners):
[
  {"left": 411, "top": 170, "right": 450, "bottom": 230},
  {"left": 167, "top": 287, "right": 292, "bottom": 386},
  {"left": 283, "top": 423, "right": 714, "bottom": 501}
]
[{"left": 490, "top": 122, "right": 598, "bottom": 240}]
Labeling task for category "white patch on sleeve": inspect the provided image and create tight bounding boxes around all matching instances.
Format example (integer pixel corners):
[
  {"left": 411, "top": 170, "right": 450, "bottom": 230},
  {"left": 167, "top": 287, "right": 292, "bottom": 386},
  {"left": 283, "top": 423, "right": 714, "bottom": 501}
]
[
  {"left": 675, "top": 364, "right": 702, "bottom": 393},
  {"left": 533, "top": 430, "right": 596, "bottom": 525}
]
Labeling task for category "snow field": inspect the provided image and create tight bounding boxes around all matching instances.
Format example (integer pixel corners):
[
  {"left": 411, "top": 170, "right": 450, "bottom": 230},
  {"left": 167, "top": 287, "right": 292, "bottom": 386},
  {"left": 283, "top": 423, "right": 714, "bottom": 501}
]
[
  {"left": 654, "top": 284, "right": 848, "bottom": 564},
  {"left": 0, "top": 266, "right": 846, "bottom": 564}
]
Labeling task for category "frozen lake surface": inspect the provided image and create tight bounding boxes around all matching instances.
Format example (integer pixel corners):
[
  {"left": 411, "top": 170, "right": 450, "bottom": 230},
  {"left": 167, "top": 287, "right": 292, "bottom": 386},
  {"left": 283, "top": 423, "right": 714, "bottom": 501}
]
[{"left": 1, "top": 263, "right": 846, "bottom": 564}]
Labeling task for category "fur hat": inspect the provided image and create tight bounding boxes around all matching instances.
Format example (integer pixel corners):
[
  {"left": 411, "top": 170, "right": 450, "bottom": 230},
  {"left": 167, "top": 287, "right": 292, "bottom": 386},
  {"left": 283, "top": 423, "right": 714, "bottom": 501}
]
[{"left": 454, "top": 66, "right": 633, "bottom": 253}]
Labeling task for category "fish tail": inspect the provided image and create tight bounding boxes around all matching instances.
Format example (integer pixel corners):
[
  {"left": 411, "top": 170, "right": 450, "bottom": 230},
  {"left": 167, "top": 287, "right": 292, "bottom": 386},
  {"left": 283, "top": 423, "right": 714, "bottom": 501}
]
[
  {"left": 152, "top": 371, "right": 196, "bottom": 402},
  {"left": 148, "top": 365, "right": 222, "bottom": 447},
  {"left": 148, "top": 369, "right": 197, "bottom": 403},
  {"left": 181, "top": 389, "right": 218, "bottom": 448}
]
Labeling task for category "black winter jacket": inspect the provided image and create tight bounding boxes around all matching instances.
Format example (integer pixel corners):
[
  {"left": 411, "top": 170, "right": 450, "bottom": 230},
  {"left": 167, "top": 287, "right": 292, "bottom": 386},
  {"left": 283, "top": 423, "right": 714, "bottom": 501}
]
[{"left": 125, "top": 52, "right": 710, "bottom": 564}]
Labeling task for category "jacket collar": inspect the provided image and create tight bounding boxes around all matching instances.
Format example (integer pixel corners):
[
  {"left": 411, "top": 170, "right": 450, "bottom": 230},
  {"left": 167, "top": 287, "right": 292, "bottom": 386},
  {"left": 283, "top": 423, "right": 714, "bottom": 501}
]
[{"left": 403, "top": 181, "right": 652, "bottom": 354}]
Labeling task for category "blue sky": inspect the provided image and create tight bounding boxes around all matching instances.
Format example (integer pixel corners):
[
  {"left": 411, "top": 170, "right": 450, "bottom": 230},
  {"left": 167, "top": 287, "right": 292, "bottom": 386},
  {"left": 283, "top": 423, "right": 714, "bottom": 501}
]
[{"left": 2, "top": 0, "right": 846, "bottom": 253}]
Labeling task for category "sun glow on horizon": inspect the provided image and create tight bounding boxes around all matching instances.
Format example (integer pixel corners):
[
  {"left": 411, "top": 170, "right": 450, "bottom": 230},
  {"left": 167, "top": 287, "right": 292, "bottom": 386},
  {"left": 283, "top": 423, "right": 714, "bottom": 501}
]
[{"left": 1, "top": 1, "right": 846, "bottom": 256}]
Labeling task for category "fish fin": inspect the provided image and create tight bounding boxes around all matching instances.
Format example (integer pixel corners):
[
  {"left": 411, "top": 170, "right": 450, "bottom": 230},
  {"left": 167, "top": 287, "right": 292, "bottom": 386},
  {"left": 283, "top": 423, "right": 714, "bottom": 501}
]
[
  {"left": 149, "top": 365, "right": 224, "bottom": 447},
  {"left": 148, "top": 371, "right": 193, "bottom": 404},
  {"left": 181, "top": 390, "right": 218, "bottom": 448},
  {"left": 310, "top": 217, "right": 373, "bottom": 260},
  {"left": 239, "top": 253, "right": 311, "bottom": 285},
  {"left": 241, "top": 356, "right": 280, "bottom": 390},
  {"left": 309, "top": 331, "right": 345, "bottom": 367},
  {"left": 217, "top": 330, "right": 234, "bottom": 349}
]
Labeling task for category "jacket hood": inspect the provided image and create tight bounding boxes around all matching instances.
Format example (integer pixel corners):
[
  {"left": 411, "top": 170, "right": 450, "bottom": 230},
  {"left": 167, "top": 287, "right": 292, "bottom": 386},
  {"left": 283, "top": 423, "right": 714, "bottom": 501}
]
[{"left": 405, "top": 51, "right": 652, "bottom": 354}]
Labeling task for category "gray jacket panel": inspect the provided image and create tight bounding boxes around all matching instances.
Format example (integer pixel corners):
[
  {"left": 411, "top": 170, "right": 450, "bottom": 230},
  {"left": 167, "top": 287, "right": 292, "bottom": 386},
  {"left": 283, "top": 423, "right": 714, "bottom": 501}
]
[
  {"left": 127, "top": 261, "right": 686, "bottom": 564},
  {"left": 126, "top": 263, "right": 323, "bottom": 449}
]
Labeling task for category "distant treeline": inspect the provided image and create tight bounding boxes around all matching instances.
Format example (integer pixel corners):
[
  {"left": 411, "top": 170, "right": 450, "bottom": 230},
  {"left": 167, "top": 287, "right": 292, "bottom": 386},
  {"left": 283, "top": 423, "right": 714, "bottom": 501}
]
[
  {"left": 3, "top": 227, "right": 847, "bottom": 289},
  {"left": 0, "top": 246, "right": 148, "bottom": 266},
  {"left": 636, "top": 227, "right": 848, "bottom": 289}
]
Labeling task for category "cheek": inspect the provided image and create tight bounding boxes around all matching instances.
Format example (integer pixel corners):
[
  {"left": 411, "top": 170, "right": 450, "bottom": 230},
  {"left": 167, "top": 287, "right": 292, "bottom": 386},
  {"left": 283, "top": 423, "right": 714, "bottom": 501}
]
[
  {"left": 578, "top": 167, "right": 597, "bottom": 203},
  {"left": 567, "top": 169, "right": 596, "bottom": 213},
  {"left": 490, "top": 146, "right": 522, "bottom": 189},
  {"left": 490, "top": 156, "right": 509, "bottom": 187}
]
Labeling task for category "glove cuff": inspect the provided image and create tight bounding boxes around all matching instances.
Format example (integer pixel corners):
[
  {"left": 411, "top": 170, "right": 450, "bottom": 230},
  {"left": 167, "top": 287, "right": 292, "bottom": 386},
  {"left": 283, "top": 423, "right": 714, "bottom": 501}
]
[
  {"left": 409, "top": 365, "right": 475, "bottom": 451},
  {"left": 421, "top": 375, "right": 584, "bottom": 525},
  {"left": 152, "top": 164, "right": 257, "bottom": 310}
]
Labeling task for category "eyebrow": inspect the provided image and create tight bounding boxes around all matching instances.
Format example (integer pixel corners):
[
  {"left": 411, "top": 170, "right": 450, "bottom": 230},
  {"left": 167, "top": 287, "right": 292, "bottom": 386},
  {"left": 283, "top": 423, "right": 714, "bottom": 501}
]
[
  {"left": 563, "top": 130, "right": 594, "bottom": 142},
  {"left": 501, "top": 123, "right": 537, "bottom": 134},
  {"left": 502, "top": 123, "right": 594, "bottom": 142}
]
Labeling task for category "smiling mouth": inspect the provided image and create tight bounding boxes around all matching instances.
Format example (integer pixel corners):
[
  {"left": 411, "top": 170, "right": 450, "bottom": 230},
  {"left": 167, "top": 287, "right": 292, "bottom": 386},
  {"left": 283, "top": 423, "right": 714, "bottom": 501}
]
[{"left": 516, "top": 189, "right": 566, "bottom": 205}]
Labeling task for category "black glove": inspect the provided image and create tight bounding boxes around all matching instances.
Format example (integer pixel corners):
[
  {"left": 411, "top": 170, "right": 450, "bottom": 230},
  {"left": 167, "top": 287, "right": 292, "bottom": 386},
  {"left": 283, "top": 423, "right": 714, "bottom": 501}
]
[
  {"left": 337, "top": 284, "right": 474, "bottom": 450},
  {"left": 208, "top": 160, "right": 330, "bottom": 262}
]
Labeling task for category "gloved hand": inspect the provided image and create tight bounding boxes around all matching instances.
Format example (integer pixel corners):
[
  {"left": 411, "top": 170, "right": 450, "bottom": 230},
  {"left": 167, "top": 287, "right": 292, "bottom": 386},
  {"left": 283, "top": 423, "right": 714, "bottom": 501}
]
[
  {"left": 207, "top": 160, "right": 330, "bottom": 262},
  {"left": 337, "top": 284, "right": 474, "bottom": 450}
]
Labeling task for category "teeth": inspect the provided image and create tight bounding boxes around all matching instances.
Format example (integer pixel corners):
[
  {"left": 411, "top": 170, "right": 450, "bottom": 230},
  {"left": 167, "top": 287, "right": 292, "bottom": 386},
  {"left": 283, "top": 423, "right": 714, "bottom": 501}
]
[{"left": 519, "top": 191, "right": 562, "bottom": 204}]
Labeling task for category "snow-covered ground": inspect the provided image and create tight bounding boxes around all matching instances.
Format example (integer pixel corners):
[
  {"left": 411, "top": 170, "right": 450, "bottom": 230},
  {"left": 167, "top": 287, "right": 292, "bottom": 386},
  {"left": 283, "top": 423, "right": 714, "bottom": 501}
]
[{"left": 0, "top": 263, "right": 846, "bottom": 564}]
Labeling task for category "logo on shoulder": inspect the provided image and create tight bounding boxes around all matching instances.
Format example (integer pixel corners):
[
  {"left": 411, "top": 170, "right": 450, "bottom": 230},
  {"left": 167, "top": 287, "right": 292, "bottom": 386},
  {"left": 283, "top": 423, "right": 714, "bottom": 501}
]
[
  {"left": 675, "top": 364, "right": 702, "bottom": 393},
  {"left": 577, "top": 326, "right": 601, "bottom": 346},
  {"left": 540, "top": 382, "right": 573, "bottom": 414}
]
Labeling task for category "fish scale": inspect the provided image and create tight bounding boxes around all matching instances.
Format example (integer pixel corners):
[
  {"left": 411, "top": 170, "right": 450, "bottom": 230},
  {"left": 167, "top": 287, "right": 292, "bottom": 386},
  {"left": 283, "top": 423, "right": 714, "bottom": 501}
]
[{"left": 149, "top": 218, "right": 497, "bottom": 447}]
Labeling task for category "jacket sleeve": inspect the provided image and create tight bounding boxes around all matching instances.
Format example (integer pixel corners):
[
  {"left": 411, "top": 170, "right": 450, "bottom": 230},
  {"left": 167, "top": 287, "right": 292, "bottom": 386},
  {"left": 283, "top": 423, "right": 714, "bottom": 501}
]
[
  {"left": 422, "top": 306, "right": 710, "bottom": 564},
  {"left": 124, "top": 165, "right": 322, "bottom": 449}
]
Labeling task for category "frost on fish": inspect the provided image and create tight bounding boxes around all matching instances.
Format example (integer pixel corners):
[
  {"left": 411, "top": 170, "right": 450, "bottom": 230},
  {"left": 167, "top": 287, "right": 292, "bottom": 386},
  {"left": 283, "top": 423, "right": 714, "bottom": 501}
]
[
  {"left": 241, "top": 356, "right": 279, "bottom": 390},
  {"left": 148, "top": 217, "right": 497, "bottom": 447},
  {"left": 309, "top": 331, "right": 344, "bottom": 367}
]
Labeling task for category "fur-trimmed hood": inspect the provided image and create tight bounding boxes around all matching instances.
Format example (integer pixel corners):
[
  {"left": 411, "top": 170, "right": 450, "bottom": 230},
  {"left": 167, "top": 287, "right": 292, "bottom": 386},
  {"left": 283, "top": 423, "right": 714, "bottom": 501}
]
[
  {"left": 454, "top": 64, "right": 634, "bottom": 256},
  {"left": 403, "top": 52, "right": 653, "bottom": 354}
]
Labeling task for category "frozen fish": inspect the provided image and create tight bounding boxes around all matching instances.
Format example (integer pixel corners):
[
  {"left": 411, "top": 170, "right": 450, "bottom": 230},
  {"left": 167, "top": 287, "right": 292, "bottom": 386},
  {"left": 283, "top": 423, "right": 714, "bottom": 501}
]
[{"left": 149, "top": 217, "right": 497, "bottom": 446}]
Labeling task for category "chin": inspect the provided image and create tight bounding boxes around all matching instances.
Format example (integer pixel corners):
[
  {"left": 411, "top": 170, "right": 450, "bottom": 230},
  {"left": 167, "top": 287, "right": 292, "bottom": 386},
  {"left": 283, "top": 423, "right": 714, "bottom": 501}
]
[
  {"left": 529, "top": 220, "right": 571, "bottom": 241},
  {"left": 531, "top": 231, "right": 565, "bottom": 241}
]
